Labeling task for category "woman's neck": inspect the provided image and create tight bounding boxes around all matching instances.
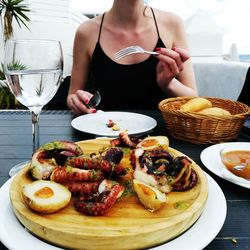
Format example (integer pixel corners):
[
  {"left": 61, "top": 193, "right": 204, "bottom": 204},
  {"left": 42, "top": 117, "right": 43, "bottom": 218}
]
[{"left": 108, "top": 0, "right": 147, "bottom": 28}]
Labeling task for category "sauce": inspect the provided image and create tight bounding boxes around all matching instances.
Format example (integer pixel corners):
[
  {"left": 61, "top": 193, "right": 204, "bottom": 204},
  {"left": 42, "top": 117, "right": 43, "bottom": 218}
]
[{"left": 221, "top": 150, "right": 250, "bottom": 179}]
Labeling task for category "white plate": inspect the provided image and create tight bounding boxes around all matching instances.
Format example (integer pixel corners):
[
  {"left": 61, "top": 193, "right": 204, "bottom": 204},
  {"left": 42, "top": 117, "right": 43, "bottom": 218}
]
[
  {"left": 200, "top": 142, "right": 250, "bottom": 189},
  {"left": 71, "top": 112, "right": 157, "bottom": 136},
  {"left": 0, "top": 174, "right": 226, "bottom": 250}
]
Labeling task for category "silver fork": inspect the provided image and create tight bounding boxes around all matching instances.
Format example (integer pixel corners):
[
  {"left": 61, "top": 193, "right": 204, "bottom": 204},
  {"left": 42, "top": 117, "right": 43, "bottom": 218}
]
[{"left": 114, "top": 45, "right": 159, "bottom": 61}]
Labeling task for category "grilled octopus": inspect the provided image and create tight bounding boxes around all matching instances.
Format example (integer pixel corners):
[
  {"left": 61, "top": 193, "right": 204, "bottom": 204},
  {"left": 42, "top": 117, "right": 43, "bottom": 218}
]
[
  {"left": 74, "top": 179, "right": 125, "bottom": 216},
  {"left": 131, "top": 148, "right": 198, "bottom": 192},
  {"left": 26, "top": 134, "right": 198, "bottom": 216},
  {"left": 46, "top": 145, "right": 127, "bottom": 215},
  {"left": 110, "top": 131, "right": 141, "bottom": 148},
  {"left": 65, "top": 147, "right": 126, "bottom": 176},
  {"left": 28, "top": 141, "right": 83, "bottom": 180}
]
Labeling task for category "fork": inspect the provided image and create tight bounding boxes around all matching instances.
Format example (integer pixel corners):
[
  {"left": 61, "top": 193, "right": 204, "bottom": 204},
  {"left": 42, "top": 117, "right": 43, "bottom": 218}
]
[{"left": 114, "top": 45, "right": 159, "bottom": 61}]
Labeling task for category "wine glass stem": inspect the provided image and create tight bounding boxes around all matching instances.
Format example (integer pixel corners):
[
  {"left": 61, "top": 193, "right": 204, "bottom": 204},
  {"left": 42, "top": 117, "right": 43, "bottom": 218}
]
[{"left": 31, "top": 111, "right": 41, "bottom": 152}]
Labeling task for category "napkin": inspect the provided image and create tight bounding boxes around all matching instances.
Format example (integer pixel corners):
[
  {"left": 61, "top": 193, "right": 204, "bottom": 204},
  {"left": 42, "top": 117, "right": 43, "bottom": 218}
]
[{"left": 221, "top": 168, "right": 250, "bottom": 188}]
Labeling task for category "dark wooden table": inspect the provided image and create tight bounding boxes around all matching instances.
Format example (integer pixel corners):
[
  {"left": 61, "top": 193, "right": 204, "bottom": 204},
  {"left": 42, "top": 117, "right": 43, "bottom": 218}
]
[{"left": 0, "top": 110, "right": 249, "bottom": 250}]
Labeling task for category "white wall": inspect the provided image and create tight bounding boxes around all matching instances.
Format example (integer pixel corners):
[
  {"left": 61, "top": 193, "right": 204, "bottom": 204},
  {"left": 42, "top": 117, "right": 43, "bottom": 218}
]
[
  {"left": 0, "top": 0, "right": 88, "bottom": 77},
  {"left": 12, "top": 20, "right": 78, "bottom": 77}
]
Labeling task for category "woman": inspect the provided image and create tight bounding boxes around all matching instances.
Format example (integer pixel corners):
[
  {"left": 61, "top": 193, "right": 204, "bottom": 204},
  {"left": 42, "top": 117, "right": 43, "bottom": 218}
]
[{"left": 67, "top": 0, "right": 198, "bottom": 115}]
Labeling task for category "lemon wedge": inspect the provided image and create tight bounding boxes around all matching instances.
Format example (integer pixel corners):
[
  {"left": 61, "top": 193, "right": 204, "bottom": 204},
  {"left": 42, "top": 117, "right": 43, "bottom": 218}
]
[{"left": 133, "top": 179, "right": 167, "bottom": 212}]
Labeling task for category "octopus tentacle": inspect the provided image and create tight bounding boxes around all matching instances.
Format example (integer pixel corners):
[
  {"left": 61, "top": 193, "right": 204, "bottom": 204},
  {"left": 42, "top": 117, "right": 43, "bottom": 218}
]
[
  {"left": 74, "top": 180, "right": 125, "bottom": 216},
  {"left": 102, "top": 147, "right": 123, "bottom": 164},
  {"left": 40, "top": 140, "right": 83, "bottom": 156},
  {"left": 110, "top": 132, "right": 140, "bottom": 148},
  {"left": 119, "top": 131, "right": 139, "bottom": 148},
  {"left": 28, "top": 141, "right": 83, "bottom": 180},
  {"left": 66, "top": 147, "right": 126, "bottom": 176},
  {"left": 110, "top": 138, "right": 122, "bottom": 147},
  {"left": 172, "top": 169, "right": 198, "bottom": 191},
  {"left": 61, "top": 181, "right": 101, "bottom": 195},
  {"left": 50, "top": 166, "right": 104, "bottom": 182},
  {"left": 131, "top": 148, "right": 198, "bottom": 193},
  {"left": 66, "top": 156, "right": 107, "bottom": 170}
]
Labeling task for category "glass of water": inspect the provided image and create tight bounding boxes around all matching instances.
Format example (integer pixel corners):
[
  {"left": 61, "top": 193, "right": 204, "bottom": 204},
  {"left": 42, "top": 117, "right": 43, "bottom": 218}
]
[{"left": 4, "top": 39, "right": 63, "bottom": 177}]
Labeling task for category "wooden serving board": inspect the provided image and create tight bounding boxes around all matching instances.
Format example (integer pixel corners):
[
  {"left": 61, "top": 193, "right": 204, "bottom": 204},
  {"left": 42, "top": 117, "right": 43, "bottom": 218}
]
[{"left": 10, "top": 138, "right": 208, "bottom": 250}]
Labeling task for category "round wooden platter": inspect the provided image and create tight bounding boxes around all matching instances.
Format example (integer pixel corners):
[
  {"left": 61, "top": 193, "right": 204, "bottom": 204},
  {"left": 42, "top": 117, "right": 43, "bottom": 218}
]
[{"left": 10, "top": 138, "right": 208, "bottom": 250}]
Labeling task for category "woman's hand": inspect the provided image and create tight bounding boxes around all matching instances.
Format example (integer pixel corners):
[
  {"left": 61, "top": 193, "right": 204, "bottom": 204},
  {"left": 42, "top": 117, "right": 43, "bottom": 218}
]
[
  {"left": 67, "top": 90, "right": 97, "bottom": 116},
  {"left": 155, "top": 47, "right": 190, "bottom": 90}
]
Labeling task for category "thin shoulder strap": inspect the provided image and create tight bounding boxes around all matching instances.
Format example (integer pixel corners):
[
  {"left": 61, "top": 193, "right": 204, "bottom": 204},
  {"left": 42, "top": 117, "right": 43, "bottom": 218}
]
[
  {"left": 150, "top": 7, "right": 160, "bottom": 38},
  {"left": 98, "top": 12, "right": 105, "bottom": 42}
]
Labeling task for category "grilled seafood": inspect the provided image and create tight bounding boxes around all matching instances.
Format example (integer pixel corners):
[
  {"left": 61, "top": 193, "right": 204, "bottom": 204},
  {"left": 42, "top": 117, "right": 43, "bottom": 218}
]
[
  {"left": 50, "top": 166, "right": 104, "bottom": 182},
  {"left": 110, "top": 131, "right": 140, "bottom": 148},
  {"left": 24, "top": 134, "right": 199, "bottom": 216},
  {"left": 28, "top": 141, "right": 83, "bottom": 180},
  {"left": 65, "top": 147, "right": 126, "bottom": 176},
  {"left": 131, "top": 148, "right": 198, "bottom": 193},
  {"left": 74, "top": 179, "right": 125, "bottom": 216},
  {"left": 166, "top": 156, "right": 198, "bottom": 191},
  {"left": 60, "top": 181, "right": 101, "bottom": 195}
]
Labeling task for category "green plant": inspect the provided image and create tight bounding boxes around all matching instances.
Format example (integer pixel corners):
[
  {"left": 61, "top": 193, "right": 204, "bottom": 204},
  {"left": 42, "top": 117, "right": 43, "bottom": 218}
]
[
  {"left": 0, "top": 1, "right": 30, "bottom": 109},
  {"left": 0, "top": 0, "right": 30, "bottom": 41},
  {"left": 0, "top": 62, "right": 26, "bottom": 109}
]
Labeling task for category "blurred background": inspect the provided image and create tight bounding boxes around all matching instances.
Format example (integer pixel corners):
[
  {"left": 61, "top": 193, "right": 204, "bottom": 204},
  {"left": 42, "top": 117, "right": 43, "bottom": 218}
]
[
  {"left": 71, "top": 0, "right": 250, "bottom": 60},
  {"left": 0, "top": 0, "right": 249, "bottom": 109}
]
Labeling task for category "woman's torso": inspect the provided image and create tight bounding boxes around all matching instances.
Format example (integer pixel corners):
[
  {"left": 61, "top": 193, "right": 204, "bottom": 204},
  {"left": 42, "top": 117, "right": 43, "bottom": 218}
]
[{"left": 86, "top": 8, "right": 168, "bottom": 110}]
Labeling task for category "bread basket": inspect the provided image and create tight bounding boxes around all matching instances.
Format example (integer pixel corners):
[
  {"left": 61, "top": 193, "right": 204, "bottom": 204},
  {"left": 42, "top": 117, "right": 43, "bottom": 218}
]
[{"left": 158, "top": 97, "right": 250, "bottom": 144}]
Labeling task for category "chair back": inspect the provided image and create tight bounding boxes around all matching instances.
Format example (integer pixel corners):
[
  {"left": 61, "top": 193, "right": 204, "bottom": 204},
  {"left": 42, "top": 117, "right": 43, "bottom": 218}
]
[{"left": 237, "top": 67, "right": 250, "bottom": 106}]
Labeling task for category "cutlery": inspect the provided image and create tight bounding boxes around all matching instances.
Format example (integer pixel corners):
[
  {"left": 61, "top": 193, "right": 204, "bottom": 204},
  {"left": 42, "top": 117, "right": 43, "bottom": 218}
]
[
  {"left": 114, "top": 45, "right": 159, "bottom": 61},
  {"left": 85, "top": 91, "right": 101, "bottom": 109},
  {"left": 114, "top": 45, "right": 228, "bottom": 61},
  {"left": 233, "top": 164, "right": 248, "bottom": 171}
]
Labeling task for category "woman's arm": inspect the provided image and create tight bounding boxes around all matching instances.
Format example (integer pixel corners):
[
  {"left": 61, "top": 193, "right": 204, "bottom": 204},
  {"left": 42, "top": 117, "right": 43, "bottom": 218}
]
[
  {"left": 155, "top": 13, "right": 198, "bottom": 97},
  {"left": 67, "top": 23, "right": 96, "bottom": 115}
]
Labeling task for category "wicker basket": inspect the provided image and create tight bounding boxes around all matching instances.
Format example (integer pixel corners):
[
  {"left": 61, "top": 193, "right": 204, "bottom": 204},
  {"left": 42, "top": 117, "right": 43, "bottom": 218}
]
[{"left": 158, "top": 97, "right": 250, "bottom": 144}]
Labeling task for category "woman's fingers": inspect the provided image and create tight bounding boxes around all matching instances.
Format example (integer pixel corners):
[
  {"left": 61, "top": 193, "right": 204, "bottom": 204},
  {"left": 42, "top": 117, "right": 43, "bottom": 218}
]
[
  {"left": 70, "top": 95, "right": 88, "bottom": 114},
  {"left": 157, "top": 48, "right": 183, "bottom": 76},
  {"left": 155, "top": 47, "right": 191, "bottom": 79},
  {"left": 75, "top": 90, "right": 93, "bottom": 105},
  {"left": 172, "top": 47, "right": 190, "bottom": 62},
  {"left": 156, "top": 48, "right": 183, "bottom": 71},
  {"left": 69, "top": 91, "right": 96, "bottom": 115}
]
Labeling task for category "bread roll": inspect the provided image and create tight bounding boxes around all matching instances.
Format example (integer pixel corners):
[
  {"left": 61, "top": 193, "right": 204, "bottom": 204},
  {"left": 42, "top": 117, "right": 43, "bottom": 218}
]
[
  {"left": 180, "top": 97, "right": 212, "bottom": 112},
  {"left": 198, "top": 107, "right": 231, "bottom": 116}
]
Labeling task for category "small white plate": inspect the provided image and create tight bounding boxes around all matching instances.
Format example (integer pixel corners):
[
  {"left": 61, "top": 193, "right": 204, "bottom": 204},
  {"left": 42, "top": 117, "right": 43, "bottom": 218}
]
[
  {"left": 200, "top": 142, "right": 250, "bottom": 189},
  {"left": 0, "top": 174, "right": 226, "bottom": 250},
  {"left": 71, "top": 111, "right": 157, "bottom": 136}
]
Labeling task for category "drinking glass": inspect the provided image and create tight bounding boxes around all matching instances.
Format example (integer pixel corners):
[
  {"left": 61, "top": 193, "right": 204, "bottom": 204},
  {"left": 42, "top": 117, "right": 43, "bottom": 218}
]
[{"left": 4, "top": 39, "right": 63, "bottom": 177}]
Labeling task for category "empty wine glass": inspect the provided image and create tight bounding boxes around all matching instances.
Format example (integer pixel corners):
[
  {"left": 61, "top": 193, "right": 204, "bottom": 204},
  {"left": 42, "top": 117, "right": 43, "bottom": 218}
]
[{"left": 4, "top": 39, "right": 63, "bottom": 177}]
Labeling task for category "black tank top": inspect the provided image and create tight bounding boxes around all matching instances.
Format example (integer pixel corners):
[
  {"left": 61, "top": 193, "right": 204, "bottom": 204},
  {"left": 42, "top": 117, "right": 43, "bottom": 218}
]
[{"left": 86, "top": 8, "right": 167, "bottom": 110}]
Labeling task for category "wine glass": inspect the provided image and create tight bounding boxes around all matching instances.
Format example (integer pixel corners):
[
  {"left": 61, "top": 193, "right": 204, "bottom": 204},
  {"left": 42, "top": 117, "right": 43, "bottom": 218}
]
[{"left": 4, "top": 39, "right": 63, "bottom": 177}]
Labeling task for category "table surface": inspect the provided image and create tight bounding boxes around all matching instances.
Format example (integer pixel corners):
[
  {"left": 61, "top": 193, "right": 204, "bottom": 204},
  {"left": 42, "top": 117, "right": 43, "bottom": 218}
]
[{"left": 0, "top": 110, "right": 249, "bottom": 250}]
